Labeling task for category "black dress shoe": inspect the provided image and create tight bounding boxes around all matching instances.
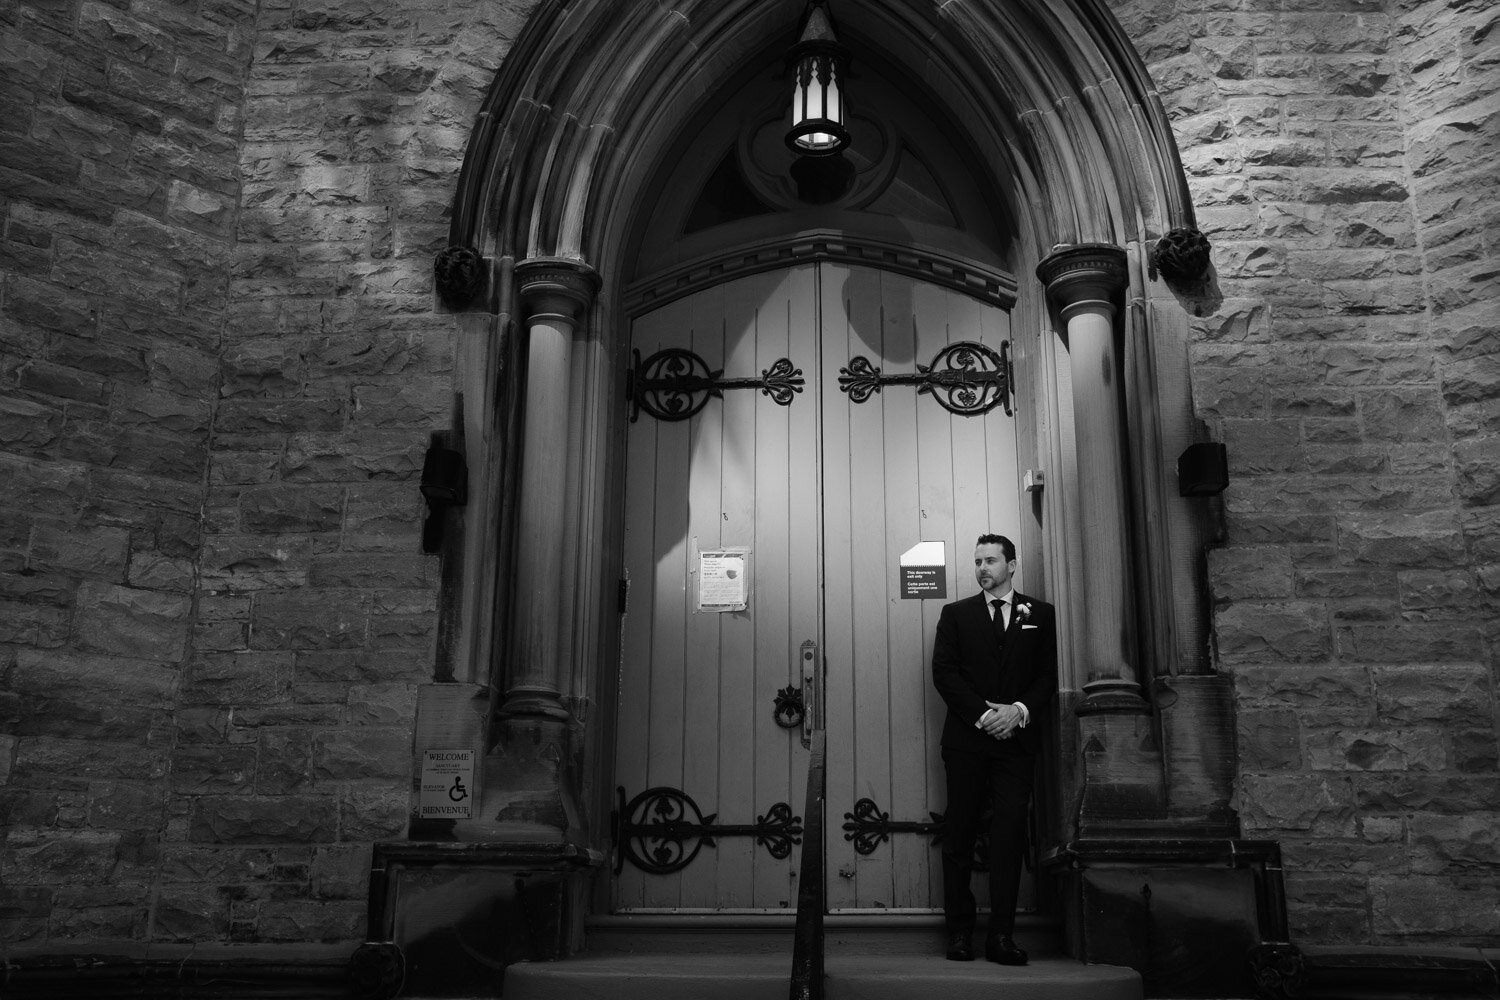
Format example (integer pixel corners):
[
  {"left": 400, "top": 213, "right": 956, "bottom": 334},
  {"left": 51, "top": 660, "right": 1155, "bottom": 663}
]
[
  {"left": 985, "top": 935, "right": 1028, "bottom": 966},
  {"left": 945, "top": 931, "right": 974, "bottom": 961}
]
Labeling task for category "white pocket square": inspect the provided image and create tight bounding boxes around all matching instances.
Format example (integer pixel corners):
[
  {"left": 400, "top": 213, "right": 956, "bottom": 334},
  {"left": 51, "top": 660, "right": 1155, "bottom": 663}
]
[{"left": 1021, "top": 624, "right": 1039, "bottom": 630}]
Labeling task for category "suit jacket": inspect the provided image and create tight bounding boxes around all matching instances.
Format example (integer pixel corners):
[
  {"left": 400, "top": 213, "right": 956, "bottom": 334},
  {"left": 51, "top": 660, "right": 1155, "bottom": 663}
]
[{"left": 932, "top": 590, "right": 1058, "bottom": 756}]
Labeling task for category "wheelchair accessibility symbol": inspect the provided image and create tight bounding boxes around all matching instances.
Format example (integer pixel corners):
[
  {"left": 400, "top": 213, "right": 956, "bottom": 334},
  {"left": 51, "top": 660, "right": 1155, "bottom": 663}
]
[{"left": 419, "top": 749, "right": 476, "bottom": 818}]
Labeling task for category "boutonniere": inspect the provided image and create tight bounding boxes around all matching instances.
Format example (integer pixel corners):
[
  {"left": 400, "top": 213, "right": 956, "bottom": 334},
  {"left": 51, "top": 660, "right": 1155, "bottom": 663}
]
[{"left": 1014, "top": 602, "right": 1033, "bottom": 624}]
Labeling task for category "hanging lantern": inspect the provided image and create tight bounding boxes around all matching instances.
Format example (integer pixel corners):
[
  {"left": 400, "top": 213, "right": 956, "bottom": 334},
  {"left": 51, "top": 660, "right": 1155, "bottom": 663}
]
[{"left": 785, "top": 0, "right": 849, "bottom": 157}]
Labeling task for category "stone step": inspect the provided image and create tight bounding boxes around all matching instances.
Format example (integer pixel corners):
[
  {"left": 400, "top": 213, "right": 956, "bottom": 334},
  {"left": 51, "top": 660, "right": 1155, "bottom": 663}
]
[
  {"left": 503, "top": 951, "right": 1141, "bottom": 1000},
  {"left": 583, "top": 912, "right": 1063, "bottom": 957},
  {"left": 502, "top": 915, "right": 1140, "bottom": 1000}
]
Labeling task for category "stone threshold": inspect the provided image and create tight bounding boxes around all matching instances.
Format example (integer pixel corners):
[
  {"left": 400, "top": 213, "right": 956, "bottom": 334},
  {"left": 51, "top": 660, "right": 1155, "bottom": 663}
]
[
  {"left": 585, "top": 911, "right": 1064, "bottom": 956},
  {"left": 504, "top": 951, "right": 1142, "bottom": 1000}
]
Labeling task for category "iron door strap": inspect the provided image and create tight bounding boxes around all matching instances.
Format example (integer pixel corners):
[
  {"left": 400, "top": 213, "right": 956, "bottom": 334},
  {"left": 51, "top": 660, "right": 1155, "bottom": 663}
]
[
  {"left": 627, "top": 347, "right": 806, "bottom": 421},
  {"left": 838, "top": 340, "right": 1013, "bottom": 415},
  {"left": 626, "top": 341, "right": 1010, "bottom": 420},
  {"left": 611, "top": 786, "right": 804, "bottom": 875},
  {"left": 839, "top": 795, "right": 1038, "bottom": 872}
]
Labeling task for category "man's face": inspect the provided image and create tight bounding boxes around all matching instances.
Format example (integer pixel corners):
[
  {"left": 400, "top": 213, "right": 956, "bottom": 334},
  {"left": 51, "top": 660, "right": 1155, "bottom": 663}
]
[{"left": 974, "top": 544, "right": 1016, "bottom": 595}]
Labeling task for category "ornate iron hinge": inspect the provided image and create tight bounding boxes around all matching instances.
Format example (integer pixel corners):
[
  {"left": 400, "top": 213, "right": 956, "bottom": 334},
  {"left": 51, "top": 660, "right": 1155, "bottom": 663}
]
[
  {"left": 838, "top": 340, "right": 1013, "bottom": 416},
  {"left": 842, "top": 797, "right": 947, "bottom": 855},
  {"left": 840, "top": 796, "right": 997, "bottom": 871},
  {"left": 613, "top": 786, "right": 804, "bottom": 875},
  {"left": 628, "top": 347, "right": 805, "bottom": 422}
]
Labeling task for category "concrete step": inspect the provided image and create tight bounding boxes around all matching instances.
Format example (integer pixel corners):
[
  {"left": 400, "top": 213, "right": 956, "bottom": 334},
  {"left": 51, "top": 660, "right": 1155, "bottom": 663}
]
[
  {"left": 504, "top": 952, "right": 1141, "bottom": 1000},
  {"left": 584, "top": 912, "right": 1063, "bottom": 957},
  {"left": 504, "top": 915, "right": 1141, "bottom": 1000}
]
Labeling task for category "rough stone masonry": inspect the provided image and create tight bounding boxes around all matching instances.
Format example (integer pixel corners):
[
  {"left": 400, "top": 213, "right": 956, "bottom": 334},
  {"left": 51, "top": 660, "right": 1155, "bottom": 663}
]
[{"left": 0, "top": 0, "right": 1496, "bottom": 952}]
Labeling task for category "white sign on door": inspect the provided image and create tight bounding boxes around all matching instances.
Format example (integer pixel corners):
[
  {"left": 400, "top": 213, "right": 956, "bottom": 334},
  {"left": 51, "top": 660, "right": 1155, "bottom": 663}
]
[{"left": 697, "top": 548, "right": 750, "bottom": 612}]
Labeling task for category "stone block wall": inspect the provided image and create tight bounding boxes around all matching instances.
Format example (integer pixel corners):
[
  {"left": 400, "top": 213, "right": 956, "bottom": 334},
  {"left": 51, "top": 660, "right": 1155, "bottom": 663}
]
[
  {"left": 160, "top": 0, "right": 537, "bottom": 946},
  {"left": 0, "top": 0, "right": 533, "bottom": 946},
  {"left": 1, "top": 0, "right": 1494, "bottom": 955},
  {"left": 1, "top": 0, "right": 258, "bottom": 943},
  {"left": 1119, "top": 0, "right": 1499, "bottom": 945}
]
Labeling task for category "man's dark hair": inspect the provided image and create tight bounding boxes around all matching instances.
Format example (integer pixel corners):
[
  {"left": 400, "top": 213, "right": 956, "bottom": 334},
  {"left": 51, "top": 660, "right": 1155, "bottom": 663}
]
[{"left": 976, "top": 533, "right": 1015, "bottom": 562}]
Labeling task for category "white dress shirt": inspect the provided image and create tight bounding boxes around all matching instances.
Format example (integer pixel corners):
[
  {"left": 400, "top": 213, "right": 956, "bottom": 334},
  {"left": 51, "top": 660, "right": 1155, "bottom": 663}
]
[{"left": 978, "top": 588, "right": 1030, "bottom": 732}]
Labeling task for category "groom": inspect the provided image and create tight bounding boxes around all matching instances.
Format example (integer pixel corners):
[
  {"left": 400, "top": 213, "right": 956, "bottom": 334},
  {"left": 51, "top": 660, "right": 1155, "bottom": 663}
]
[{"left": 931, "top": 533, "right": 1057, "bottom": 966}]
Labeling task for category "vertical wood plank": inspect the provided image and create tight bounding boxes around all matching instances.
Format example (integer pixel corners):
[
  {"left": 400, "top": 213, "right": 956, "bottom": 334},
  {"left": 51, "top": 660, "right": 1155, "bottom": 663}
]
[
  {"left": 909, "top": 275, "right": 964, "bottom": 912},
  {"left": 618, "top": 293, "right": 694, "bottom": 909},
  {"left": 937, "top": 285, "right": 993, "bottom": 915},
  {"left": 677, "top": 283, "right": 728, "bottom": 908},
  {"left": 817, "top": 261, "right": 859, "bottom": 912},
  {"left": 719, "top": 269, "right": 782, "bottom": 908},
  {"left": 715, "top": 273, "right": 760, "bottom": 909},
  {"left": 779, "top": 265, "right": 820, "bottom": 910},
  {"left": 615, "top": 310, "right": 661, "bottom": 911},
  {"left": 878, "top": 268, "right": 937, "bottom": 910},
  {"left": 843, "top": 263, "right": 897, "bottom": 909},
  {"left": 645, "top": 292, "right": 698, "bottom": 910}
]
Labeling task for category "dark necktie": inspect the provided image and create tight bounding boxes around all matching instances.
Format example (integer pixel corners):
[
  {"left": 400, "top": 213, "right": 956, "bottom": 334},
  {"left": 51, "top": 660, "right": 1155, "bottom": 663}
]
[{"left": 991, "top": 598, "right": 1007, "bottom": 647}]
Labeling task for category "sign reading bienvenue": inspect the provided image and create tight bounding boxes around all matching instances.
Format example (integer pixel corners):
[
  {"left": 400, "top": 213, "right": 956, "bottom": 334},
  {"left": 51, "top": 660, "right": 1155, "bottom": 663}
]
[{"left": 419, "top": 749, "right": 475, "bottom": 819}]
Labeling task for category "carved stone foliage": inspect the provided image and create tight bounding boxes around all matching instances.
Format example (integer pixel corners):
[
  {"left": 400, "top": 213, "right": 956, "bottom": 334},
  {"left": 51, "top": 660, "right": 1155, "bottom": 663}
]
[
  {"left": 1149, "top": 227, "right": 1212, "bottom": 285},
  {"left": 434, "top": 244, "right": 484, "bottom": 309}
]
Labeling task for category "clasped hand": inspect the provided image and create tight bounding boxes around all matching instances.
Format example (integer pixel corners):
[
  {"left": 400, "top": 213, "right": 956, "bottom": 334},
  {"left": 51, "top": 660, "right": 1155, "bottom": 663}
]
[{"left": 977, "top": 701, "right": 1021, "bottom": 740}]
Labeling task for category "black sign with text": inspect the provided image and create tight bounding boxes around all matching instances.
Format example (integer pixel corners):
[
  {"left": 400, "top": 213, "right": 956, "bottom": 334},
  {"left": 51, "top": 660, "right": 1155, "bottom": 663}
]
[{"left": 900, "top": 566, "right": 946, "bottom": 599}]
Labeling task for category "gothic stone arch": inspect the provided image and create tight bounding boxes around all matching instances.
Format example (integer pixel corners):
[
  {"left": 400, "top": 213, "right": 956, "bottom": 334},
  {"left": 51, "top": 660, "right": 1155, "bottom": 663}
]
[{"left": 413, "top": 0, "right": 1260, "bottom": 967}]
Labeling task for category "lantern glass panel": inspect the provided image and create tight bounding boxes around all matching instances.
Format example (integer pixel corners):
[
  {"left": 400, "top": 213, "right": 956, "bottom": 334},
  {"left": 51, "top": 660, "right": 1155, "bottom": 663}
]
[{"left": 791, "top": 57, "right": 843, "bottom": 153}]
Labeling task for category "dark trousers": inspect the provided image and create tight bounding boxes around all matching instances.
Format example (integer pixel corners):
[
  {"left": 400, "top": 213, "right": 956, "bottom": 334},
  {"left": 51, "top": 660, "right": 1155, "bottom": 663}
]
[{"left": 940, "top": 745, "right": 1033, "bottom": 939}]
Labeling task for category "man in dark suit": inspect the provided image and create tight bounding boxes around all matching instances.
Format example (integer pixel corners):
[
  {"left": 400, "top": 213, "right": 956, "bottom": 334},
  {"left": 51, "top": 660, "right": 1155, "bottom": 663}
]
[{"left": 931, "top": 533, "right": 1058, "bottom": 966}]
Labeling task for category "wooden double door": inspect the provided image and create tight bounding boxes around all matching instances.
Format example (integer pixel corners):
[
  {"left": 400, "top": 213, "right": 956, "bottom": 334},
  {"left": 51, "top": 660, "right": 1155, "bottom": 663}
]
[{"left": 614, "top": 262, "right": 1025, "bottom": 913}]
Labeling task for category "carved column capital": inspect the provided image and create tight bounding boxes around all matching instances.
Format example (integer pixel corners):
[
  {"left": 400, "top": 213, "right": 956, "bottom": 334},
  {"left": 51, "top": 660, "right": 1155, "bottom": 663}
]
[
  {"left": 516, "top": 257, "right": 601, "bottom": 319},
  {"left": 1035, "top": 243, "right": 1129, "bottom": 316}
]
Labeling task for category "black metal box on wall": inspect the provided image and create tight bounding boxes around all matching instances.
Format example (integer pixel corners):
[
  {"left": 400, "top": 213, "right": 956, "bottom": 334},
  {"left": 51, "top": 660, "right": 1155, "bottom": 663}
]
[
  {"left": 1177, "top": 442, "right": 1229, "bottom": 497},
  {"left": 1047, "top": 839, "right": 1288, "bottom": 998},
  {"left": 367, "top": 843, "right": 602, "bottom": 998}
]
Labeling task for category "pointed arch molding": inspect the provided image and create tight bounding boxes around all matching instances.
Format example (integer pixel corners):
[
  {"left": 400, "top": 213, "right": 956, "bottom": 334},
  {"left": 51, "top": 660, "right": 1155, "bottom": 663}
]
[
  {"left": 446, "top": 0, "right": 1197, "bottom": 275},
  {"left": 429, "top": 0, "right": 1232, "bottom": 853}
]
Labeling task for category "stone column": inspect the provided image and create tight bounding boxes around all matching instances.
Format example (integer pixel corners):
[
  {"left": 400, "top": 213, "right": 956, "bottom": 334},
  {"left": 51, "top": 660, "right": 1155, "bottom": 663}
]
[
  {"left": 487, "top": 257, "right": 599, "bottom": 837},
  {"left": 1035, "top": 244, "right": 1149, "bottom": 716}
]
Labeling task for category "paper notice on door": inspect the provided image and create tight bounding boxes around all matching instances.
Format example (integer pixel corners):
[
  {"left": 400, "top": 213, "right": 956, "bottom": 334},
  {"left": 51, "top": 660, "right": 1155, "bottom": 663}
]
[{"left": 698, "top": 549, "right": 749, "bottom": 612}]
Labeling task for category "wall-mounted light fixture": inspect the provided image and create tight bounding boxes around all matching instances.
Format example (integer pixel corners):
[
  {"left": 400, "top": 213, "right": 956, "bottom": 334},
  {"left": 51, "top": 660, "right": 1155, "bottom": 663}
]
[
  {"left": 420, "top": 443, "right": 468, "bottom": 553},
  {"left": 785, "top": 0, "right": 849, "bottom": 157}
]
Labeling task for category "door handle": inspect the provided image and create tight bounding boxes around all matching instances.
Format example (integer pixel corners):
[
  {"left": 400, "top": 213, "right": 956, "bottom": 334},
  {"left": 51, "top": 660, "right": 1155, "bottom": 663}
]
[
  {"left": 773, "top": 686, "right": 805, "bottom": 730},
  {"left": 772, "top": 641, "right": 821, "bottom": 747},
  {"left": 799, "top": 639, "right": 820, "bottom": 748}
]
